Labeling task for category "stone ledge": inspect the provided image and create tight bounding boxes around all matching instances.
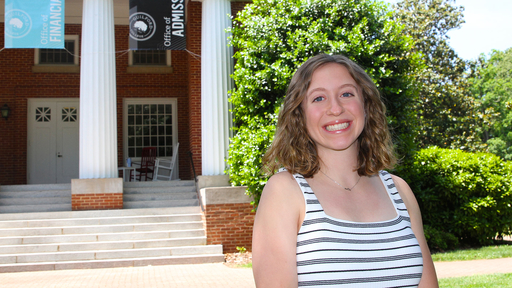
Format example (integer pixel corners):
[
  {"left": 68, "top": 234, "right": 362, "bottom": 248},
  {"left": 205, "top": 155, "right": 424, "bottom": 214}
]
[
  {"left": 71, "top": 178, "right": 123, "bottom": 195},
  {"left": 200, "top": 186, "right": 252, "bottom": 206}
]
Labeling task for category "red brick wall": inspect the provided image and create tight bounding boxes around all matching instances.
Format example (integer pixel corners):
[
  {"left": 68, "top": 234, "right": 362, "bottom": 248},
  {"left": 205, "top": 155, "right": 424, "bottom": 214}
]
[
  {"left": 72, "top": 193, "right": 123, "bottom": 210},
  {"left": 203, "top": 203, "right": 255, "bottom": 253},
  {"left": 231, "top": 1, "right": 251, "bottom": 17},
  {"left": 187, "top": 1, "right": 202, "bottom": 177}
]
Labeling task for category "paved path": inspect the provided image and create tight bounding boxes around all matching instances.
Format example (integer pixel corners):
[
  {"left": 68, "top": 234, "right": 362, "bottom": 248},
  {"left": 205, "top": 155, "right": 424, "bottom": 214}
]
[
  {"left": 1, "top": 258, "right": 512, "bottom": 287},
  {"left": 434, "top": 257, "right": 512, "bottom": 279}
]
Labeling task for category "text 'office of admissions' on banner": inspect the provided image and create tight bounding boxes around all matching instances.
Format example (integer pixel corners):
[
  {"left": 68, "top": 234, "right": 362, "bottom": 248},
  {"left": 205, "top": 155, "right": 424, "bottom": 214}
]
[
  {"left": 4, "top": 0, "right": 64, "bottom": 49},
  {"left": 129, "top": 0, "right": 186, "bottom": 50}
]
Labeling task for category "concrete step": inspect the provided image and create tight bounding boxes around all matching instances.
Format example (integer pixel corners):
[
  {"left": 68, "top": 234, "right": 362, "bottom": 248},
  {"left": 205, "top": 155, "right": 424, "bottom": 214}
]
[
  {"left": 123, "top": 199, "right": 199, "bottom": 209},
  {"left": 123, "top": 192, "right": 197, "bottom": 201},
  {"left": 0, "top": 214, "right": 202, "bottom": 229},
  {"left": 0, "top": 205, "right": 223, "bottom": 273},
  {"left": 0, "top": 206, "right": 200, "bottom": 221},
  {"left": 0, "top": 245, "right": 223, "bottom": 264},
  {"left": 0, "top": 190, "right": 71, "bottom": 198},
  {"left": 0, "top": 184, "right": 71, "bottom": 192},
  {"left": 123, "top": 186, "right": 196, "bottom": 194},
  {"left": 0, "top": 236, "right": 207, "bottom": 254},
  {"left": 123, "top": 180, "right": 195, "bottom": 188},
  {"left": 0, "top": 204, "right": 71, "bottom": 214},
  {"left": 0, "top": 229, "right": 206, "bottom": 245},
  {"left": 0, "top": 197, "right": 71, "bottom": 206},
  {"left": 0, "top": 221, "right": 204, "bottom": 237},
  {"left": 0, "top": 254, "right": 225, "bottom": 273}
]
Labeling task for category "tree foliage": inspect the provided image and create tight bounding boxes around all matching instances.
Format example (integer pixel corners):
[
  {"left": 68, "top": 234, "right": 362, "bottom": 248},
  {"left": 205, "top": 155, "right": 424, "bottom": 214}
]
[
  {"left": 227, "top": 0, "right": 422, "bottom": 203},
  {"left": 468, "top": 48, "right": 512, "bottom": 160},
  {"left": 393, "top": 0, "right": 485, "bottom": 151}
]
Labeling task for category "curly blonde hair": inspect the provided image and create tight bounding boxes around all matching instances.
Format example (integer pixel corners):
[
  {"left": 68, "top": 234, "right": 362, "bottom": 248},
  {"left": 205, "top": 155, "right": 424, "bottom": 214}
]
[{"left": 263, "top": 54, "right": 396, "bottom": 178}]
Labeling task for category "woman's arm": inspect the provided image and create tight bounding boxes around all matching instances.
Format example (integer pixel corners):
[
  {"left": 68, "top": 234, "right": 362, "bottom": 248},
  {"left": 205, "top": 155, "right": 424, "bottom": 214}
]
[
  {"left": 392, "top": 175, "right": 439, "bottom": 288},
  {"left": 252, "top": 172, "right": 305, "bottom": 288}
]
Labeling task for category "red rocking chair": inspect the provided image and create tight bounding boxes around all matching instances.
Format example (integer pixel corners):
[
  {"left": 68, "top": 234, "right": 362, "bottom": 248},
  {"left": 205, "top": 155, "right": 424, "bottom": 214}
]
[{"left": 130, "top": 147, "right": 157, "bottom": 181}]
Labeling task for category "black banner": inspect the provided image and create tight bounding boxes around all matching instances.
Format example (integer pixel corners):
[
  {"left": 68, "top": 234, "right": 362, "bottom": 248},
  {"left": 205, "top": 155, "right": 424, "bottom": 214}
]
[{"left": 129, "top": 0, "right": 186, "bottom": 50}]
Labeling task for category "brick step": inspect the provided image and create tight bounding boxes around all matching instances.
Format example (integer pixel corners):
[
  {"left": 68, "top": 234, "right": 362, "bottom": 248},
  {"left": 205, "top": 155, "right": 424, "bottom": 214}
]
[
  {"left": 0, "top": 214, "right": 202, "bottom": 229},
  {"left": 0, "top": 254, "right": 225, "bottom": 273},
  {"left": 0, "top": 236, "right": 207, "bottom": 254}
]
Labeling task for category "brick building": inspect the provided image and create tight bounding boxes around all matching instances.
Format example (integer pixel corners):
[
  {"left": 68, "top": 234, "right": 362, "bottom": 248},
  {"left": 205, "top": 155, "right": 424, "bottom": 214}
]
[{"left": 0, "top": 0, "right": 250, "bottom": 186}]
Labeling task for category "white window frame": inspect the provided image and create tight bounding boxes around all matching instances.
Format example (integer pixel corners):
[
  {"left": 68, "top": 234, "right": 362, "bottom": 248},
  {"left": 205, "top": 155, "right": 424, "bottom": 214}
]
[
  {"left": 123, "top": 98, "right": 179, "bottom": 177},
  {"left": 34, "top": 35, "right": 80, "bottom": 66},
  {"left": 128, "top": 50, "right": 172, "bottom": 67}
]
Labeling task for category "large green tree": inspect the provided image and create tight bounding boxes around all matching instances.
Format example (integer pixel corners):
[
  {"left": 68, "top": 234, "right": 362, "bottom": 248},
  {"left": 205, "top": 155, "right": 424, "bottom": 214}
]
[
  {"left": 393, "top": 0, "right": 484, "bottom": 151},
  {"left": 469, "top": 48, "right": 512, "bottom": 160},
  {"left": 227, "top": 0, "right": 421, "bottom": 203}
]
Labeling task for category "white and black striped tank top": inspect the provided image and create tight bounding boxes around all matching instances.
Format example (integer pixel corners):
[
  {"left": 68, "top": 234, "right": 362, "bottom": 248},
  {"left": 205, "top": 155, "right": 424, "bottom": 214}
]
[{"left": 295, "top": 170, "right": 423, "bottom": 287}]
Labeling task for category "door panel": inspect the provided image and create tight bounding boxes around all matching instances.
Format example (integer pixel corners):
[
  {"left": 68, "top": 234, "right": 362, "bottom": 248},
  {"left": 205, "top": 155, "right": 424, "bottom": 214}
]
[
  {"left": 56, "top": 103, "right": 79, "bottom": 183},
  {"left": 27, "top": 99, "right": 79, "bottom": 184},
  {"left": 29, "top": 127, "right": 55, "bottom": 184},
  {"left": 28, "top": 101, "right": 57, "bottom": 184}
]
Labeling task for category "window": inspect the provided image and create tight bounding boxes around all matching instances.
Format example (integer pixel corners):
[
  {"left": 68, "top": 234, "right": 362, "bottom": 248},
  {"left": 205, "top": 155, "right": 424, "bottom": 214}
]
[
  {"left": 35, "top": 35, "right": 79, "bottom": 66},
  {"left": 123, "top": 99, "right": 178, "bottom": 159},
  {"left": 127, "top": 50, "right": 173, "bottom": 74},
  {"left": 33, "top": 35, "right": 79, "bottom": 73},
  {"left": 129, "top": 50, "right": 171, "bottom": 66}
]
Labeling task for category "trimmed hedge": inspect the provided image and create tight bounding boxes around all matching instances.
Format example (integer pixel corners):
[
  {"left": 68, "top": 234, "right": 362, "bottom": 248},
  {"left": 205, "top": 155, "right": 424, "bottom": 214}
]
[{"left": 396, "top": 147, "right": 512, "bottom": 250}]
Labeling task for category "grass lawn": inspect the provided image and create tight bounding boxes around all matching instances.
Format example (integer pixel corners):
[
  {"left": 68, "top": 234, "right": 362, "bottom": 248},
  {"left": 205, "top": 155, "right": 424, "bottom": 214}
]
[
  {"left": 439, "top": 273, "right": 512, "bottom": 287},
  {"left": 432, "top": 244, "right": 512, "bottom": 262}
]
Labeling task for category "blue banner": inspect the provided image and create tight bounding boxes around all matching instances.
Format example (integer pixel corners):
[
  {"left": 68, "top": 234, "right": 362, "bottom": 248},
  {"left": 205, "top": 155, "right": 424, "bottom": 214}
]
[{"left": 4, "top": 0, "right": 65, "bottom": 48}]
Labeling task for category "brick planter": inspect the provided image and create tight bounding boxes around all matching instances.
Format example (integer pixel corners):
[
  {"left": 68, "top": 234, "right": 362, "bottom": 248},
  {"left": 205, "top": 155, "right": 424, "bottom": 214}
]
[
  {"left": 200, "top": 186, "right": 255, "bottom": 253},
  {"left": 71, "top": 178, "right": 123, "bottom": 211},
  {"left": 72, "top": 193, "right": 123, "bottom": 210}
]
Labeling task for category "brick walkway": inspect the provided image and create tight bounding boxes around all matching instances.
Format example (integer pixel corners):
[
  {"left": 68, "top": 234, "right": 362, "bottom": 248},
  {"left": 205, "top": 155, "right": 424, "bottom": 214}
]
[{"left": 1, "top": 258, "right": 512, "bottom": 287}]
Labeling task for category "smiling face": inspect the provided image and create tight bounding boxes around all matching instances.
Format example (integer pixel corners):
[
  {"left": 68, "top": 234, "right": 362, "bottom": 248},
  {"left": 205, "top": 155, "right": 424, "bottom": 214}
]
[{"left": 302, "top": 62, "right": 365, "bottom": 155}]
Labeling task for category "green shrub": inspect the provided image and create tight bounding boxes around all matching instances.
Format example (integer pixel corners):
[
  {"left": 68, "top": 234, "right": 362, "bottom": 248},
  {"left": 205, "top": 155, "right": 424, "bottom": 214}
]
[
  {"left": 423, "top": 225, "right": 459, "bottom": 252},
  {"left": 396, "top": 147, "right": 512, "bottom": 247}
]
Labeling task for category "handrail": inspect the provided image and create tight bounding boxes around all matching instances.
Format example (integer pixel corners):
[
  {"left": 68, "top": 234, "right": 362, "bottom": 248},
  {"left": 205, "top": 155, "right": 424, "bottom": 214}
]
[
  {"left": 188, "top": 151, "right": 204, "bottom": 212},
  {"left": 188, "top": 151, "right": 198, "bottom": 181}
]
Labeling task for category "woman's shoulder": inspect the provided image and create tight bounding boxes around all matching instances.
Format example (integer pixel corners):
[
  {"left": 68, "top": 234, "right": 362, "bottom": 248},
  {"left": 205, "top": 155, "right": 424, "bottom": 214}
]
[
  {"left": 264, "top": 170, "right": 302, "bottom": 195},
  {"left": 256, "top": 170, "right": 306, "bottom": 233},
  {"left": 388, "top": 173, "right": 420, "bottom": 213}
]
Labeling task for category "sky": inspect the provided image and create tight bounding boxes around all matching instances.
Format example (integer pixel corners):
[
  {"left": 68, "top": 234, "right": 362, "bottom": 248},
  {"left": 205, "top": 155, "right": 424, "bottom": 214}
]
[{"left": 384, "top": 0, "right": 512, "bottom": 60}]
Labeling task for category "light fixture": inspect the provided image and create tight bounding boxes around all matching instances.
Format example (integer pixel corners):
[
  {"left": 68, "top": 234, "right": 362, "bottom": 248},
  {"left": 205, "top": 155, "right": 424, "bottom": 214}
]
[{"left": 1, "top": 104, "right": 11, "bottom": 120}]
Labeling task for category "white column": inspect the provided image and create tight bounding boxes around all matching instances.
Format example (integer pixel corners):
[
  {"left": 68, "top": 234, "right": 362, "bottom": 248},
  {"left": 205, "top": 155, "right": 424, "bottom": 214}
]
[
  {"left": 79, "top": 0, "right": 118, "bottom": 179},
  {"left": 200, "top": 0, "right": 234, "bottom": 176}
]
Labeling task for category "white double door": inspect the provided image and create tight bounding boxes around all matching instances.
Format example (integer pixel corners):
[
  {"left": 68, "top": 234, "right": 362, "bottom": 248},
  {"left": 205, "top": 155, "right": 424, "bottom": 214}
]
[{"left": 27, "top": 99, "right": 80, "bottom": 184}]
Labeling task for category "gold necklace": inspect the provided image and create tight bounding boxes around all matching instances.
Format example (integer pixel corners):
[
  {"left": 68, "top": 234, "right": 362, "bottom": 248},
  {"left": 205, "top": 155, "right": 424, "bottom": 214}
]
[{"left": 320, "top": 170, "right": 362, "bottom": 191}]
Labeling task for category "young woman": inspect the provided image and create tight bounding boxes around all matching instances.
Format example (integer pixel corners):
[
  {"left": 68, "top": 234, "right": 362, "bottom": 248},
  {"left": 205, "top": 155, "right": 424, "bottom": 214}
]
[{"left": 252, "top": 54, "right": 438, "bottom": 287}]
